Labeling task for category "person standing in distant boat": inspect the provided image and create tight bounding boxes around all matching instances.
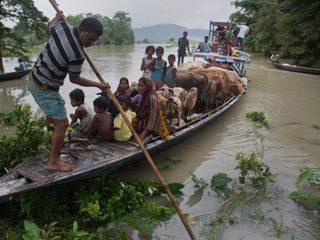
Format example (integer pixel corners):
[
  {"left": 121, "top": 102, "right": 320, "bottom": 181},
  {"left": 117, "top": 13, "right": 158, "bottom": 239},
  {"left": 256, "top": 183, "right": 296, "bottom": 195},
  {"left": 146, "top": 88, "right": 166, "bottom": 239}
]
[
  {"left": 15, "top": 58, "right": 27, "bottom": 72},
  {"left": 177, "top": 31, "right": 191, "bottom": 66},
  {"left": 140, "top": 45, "right": 155, "bottom": 78},
  {"left": 236, "top": 23, "right": 249, "bottom": 51}
]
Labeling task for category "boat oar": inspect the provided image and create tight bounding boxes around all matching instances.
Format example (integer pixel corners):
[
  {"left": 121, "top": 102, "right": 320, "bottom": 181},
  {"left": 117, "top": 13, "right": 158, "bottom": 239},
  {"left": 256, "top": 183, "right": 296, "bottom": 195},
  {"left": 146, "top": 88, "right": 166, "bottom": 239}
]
[{"left": 47, "top": 1, "right": 196, "bottom": 239}]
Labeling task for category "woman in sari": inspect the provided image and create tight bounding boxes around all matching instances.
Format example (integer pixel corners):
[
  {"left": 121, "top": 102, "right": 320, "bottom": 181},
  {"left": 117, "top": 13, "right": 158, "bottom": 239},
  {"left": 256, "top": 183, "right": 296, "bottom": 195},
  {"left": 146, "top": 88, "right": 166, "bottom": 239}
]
[
  {"left": 109, "top": 77, "right": 138, "bottom": 117},
  {"left": 115, "top": 77, "right": 138, "bottom": 98},
  {"left": 132, "top": 77, "right": 162, "bottom": 141}
]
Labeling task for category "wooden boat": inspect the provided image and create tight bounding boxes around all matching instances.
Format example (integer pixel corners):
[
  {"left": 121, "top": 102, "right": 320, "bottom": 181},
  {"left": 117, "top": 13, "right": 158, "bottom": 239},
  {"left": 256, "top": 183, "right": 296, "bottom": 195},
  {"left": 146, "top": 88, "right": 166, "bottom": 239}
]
[
  {"left": 0, "top": 88, "right": 246, "bottom": 198},
  {"left": 0, "top": 69, "right": 31, "bottom": 81},
  {"left": 192, "top": 21, "right": 251, "bottom": 77},
  {"left": 271, "top": 61, "right": 320, "bottom": 75}
]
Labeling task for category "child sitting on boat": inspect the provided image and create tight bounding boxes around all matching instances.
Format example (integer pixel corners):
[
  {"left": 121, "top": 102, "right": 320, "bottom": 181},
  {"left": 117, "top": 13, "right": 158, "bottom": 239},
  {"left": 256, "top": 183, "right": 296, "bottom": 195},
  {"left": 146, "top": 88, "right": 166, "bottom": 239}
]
[
  {"left": 113, "top": 95, "right": 136, "bottom": 141},
  {"left": 69, "top": 88, "right": 94, "bottom": 138},
  {"left": 88, "top": 96, "right": 113, "bottom": 141}
]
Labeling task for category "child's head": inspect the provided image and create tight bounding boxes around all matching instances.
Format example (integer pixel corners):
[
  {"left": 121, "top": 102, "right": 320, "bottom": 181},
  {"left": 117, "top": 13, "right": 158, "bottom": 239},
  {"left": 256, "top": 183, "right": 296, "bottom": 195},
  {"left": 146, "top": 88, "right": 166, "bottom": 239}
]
[
  {"left": 69, "top": 88, "right": 85, "bottom": 107},
  {"left": 131, "top": 81, "right": 138, "bottom": 90},
  {"left": 117, "top": 95, "right": 131, "bottom": 111},
  {"left": 145, "top": 45, "right": 155, "bottom": 55},
  {"left": 168, "top": 54, "right": 176, "bottom": 65},
  {"left": 155, "top": 46, "right": 164, "bottom": 58},
  {"left": 93, "top": 96, "right": 108, "bottom": 113}
]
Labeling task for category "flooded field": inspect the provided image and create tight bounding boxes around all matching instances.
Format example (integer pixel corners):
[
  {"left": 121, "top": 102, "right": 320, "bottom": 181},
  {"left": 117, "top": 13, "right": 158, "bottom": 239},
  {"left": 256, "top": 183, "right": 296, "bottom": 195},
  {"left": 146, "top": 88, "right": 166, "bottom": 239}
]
[{"left": 1, "top": 46, "right": 319, "bottom": 239}]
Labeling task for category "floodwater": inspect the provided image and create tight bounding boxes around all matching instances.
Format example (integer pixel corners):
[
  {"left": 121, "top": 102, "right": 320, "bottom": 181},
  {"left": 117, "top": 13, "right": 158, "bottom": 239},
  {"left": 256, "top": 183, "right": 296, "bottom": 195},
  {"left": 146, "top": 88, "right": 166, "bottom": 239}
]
[{"left": 1, "top": 45, "right": 320, "bottom": 239}]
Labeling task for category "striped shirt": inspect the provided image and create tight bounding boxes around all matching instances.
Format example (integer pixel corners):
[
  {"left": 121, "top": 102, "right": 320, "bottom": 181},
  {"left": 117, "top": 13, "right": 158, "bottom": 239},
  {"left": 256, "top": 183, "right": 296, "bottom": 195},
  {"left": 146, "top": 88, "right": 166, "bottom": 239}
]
[{"left": 32, "top": 21, "right": 85, "bottom": 88}]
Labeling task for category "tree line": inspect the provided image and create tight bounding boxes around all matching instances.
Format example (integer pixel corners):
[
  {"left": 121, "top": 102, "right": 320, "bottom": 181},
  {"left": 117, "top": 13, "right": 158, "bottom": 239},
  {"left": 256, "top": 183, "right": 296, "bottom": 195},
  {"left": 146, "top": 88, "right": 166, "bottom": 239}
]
[
  {"left": 0, "top": 1, "right": 134, "bottom": 73},
  {"left": 230, "top": 0, "right": 320, "bottom": 67}
]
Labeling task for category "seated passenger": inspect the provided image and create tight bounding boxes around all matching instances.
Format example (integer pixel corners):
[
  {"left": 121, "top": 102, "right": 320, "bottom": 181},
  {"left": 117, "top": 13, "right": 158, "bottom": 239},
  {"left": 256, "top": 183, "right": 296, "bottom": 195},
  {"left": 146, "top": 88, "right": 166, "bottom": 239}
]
[
  {"left": 14, "top": 58, "right": 28, "bottom": 72},
  {"left": 69, "top": 88, "right": 94, "bottom": 137},
  {"left": 88, "top": 96, "right": 113, "bottom": 141},
  {"left": 114, "top": 95, "right": 136, "bottom": 141},
  {"left": 132, "top": 77, "right": 162, "bottom": 141},
  {"left": 108, "top": 77, "right": 139, "bottom": 118}
]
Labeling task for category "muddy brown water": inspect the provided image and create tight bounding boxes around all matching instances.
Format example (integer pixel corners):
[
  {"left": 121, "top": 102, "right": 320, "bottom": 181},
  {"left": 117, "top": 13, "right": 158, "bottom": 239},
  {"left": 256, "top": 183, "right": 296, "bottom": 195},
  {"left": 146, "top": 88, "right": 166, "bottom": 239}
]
[{"left": 1, "top": 46, "right": 319, "bottom": 239}]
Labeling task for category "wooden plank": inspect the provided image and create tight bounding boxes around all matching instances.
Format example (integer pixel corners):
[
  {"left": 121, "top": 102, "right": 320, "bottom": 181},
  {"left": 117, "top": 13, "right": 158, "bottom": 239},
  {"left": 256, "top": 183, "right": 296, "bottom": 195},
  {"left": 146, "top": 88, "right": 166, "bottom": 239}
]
[{"left": 16, "top": 159, "right": 50, "bottom": 182}]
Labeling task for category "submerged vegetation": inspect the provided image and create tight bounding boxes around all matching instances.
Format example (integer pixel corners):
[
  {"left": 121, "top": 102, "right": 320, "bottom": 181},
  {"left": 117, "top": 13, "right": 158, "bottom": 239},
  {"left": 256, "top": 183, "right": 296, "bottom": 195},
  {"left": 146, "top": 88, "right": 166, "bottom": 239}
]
[
  {"left": 289, "top": 168, "right": 320, "bottom": 210},
  {"left": 246, "top": 111, "right": 270, "bottom": 128},
  {"left": 235, "top": 152, "right": 274, "bottom": 187}
]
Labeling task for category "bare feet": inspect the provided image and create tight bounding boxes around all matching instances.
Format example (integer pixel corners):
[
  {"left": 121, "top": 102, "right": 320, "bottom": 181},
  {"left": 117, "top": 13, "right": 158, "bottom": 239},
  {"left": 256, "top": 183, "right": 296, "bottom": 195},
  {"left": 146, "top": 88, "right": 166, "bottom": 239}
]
[{"left": 48, "top": 160, "right": 74, "bottom": 172}]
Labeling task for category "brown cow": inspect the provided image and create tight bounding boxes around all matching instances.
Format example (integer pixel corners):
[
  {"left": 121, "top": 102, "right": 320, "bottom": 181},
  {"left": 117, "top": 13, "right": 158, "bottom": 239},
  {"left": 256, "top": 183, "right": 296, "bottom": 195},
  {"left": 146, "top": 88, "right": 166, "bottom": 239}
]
[
  {"left": 175, "top": 70, "right": 210, "bottom": 112},
  {"left": 190, "top": 67, "right": 243, "bottom": 105}
]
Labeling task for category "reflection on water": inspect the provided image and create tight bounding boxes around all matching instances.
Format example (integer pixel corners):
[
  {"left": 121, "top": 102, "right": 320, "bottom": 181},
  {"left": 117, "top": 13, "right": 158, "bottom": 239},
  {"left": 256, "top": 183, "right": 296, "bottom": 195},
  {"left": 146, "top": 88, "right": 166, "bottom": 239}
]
[
  {"left": 1, "top": 49, "right": 320, "bottom": 239},
  {"left": 0, "top": 77, "right": 29, "bottom": 112}
]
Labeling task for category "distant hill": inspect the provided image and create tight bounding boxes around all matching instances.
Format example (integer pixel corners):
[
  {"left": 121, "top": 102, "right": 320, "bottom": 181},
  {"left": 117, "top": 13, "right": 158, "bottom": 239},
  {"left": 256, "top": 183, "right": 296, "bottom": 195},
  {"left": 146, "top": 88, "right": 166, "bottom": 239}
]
[{"left": 133, "top": 23, "right": 208, "bottom": 43}]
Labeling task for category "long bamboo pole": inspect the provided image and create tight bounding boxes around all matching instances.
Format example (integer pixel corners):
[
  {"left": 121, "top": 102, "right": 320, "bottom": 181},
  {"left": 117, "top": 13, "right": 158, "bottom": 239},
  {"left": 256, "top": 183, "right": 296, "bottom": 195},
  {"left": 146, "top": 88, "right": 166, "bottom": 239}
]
[{"left": 47, "top": 1, "right": 196, "bottom": 239}]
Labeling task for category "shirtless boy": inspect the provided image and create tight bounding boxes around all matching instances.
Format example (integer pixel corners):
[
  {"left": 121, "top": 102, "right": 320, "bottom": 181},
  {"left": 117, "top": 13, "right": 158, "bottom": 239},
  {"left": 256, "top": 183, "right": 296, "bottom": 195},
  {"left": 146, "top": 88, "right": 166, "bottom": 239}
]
[
  {"left": 69, "top": 88, "right": 94, "bottom": 136},
  {"left": 88, "top": 96, "right": 113, "bottom": 141}
]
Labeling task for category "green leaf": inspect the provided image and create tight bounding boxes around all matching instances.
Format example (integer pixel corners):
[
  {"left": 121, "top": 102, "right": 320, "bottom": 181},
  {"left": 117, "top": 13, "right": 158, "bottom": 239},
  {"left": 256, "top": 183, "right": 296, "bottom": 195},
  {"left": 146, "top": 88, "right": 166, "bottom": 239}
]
[
  {"left": 72, "top": 221, "right": 79, "bottom": 233},
  {"left": 211, "top": 173, "right": 232, "bottom": 189},
  {"left": 191, "top": 174, "right": 208, "bottom": 190},
  {"left": 23, "top": 220, "right": 41, "bottom": 240},
  {"left": 168, "top": 182, "right": 184, "bottom": 194}
]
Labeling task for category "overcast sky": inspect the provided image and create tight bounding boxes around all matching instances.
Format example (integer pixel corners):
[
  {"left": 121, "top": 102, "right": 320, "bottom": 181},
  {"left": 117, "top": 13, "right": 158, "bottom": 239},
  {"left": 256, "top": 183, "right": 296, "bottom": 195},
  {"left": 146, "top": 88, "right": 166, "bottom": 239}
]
[{"left": 33, "top": 0, "right": 236, "bottom": 29}]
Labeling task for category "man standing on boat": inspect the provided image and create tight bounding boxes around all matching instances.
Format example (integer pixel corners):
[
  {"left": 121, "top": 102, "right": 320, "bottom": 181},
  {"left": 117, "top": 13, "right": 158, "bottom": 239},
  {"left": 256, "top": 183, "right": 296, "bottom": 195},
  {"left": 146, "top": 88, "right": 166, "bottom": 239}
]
[
  {"left": 236, "top": 23, "right": 249, "bottom": 51},
  {"left": 177, "top": 31, "right": 191, "bottom": 66},
  {"left": 28, "top": 12, "right": 110, "bottom": 172}
]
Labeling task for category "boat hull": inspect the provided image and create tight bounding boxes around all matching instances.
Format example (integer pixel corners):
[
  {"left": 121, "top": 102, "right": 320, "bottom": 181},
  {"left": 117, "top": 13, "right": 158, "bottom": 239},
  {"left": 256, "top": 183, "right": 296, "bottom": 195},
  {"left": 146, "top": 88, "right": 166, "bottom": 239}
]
[
  {"left": 0, "top": 93, "right": 243, "bottom": 198},
  {"left": 0, "top": 70, "right": 30, "bottom": 81},
  {"left": 272, "top": 62, "right": 320, "bottom": 75}
]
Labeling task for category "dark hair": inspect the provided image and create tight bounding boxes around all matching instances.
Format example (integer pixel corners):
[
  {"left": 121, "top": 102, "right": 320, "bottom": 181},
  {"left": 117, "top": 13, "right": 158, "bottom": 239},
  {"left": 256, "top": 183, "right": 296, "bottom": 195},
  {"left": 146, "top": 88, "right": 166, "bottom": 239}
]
[
  {"left": 145, "top": 45, "right": 155, "bottom": 54},
  {"left": 205, "top": 36, "right": 209, "bottom": 39},
  {"left": 93, "top": 96, "right": 108, "bottom": 110},
  {"left": 119, "top": 77, "right": 129, "bottom": 84},
  {"left": 183, "top": 31, "right": 188, "bottom": 35},
  {"left": 156, "top": 46, "right": 164, "bottom": 54},
  {"left": 168, "top": 54, "right": 176, "bottom": 61},
  {"left": 18, "top": 58, "right": 24, "bottom": 62},
  {"left": 117, "top": 95, "right": 131, "bottom": 107},
  {"left": 69, "top": 88, "right": 85, "bottom": 104},
  {"left": 79, "top": 17, "right": 103, "bottom": 36}
]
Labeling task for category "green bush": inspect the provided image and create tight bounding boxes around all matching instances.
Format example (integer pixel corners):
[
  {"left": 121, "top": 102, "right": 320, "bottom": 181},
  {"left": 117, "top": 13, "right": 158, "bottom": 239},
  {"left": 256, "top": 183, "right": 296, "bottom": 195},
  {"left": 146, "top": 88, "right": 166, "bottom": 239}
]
[{"left": 0, "top": 105, "right": 50, "bottom": 175}]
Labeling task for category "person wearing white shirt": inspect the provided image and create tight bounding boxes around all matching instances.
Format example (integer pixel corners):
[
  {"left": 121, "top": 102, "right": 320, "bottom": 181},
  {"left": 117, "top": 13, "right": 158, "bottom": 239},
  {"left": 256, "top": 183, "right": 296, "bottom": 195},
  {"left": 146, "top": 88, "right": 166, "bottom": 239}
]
[{"left": 237, "top": 23, "right": 249, "bottom": 51}]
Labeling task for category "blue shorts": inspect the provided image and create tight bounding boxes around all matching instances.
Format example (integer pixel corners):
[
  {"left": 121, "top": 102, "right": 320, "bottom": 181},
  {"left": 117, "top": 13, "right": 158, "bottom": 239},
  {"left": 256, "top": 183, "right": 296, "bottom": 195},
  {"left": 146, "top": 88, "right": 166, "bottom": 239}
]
[
  {"left": 237, "top": 37, "right": 244, "bottom": 44},
  {"left": 28, "top": 78, "right": 67, "bottom": 120}
]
